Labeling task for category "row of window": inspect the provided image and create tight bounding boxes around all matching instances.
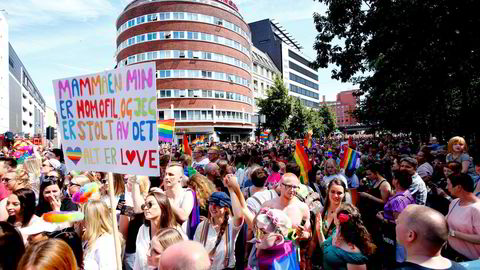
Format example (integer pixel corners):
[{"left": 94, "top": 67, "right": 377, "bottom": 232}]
[
  {"left": 299, "top": 98, "right": 319, "bottom": 108},
  {"left": 289, "top": 61, "right": 318, "bottom": 81},
  {"left": 156, "top": 70, "right": 250, "bottom": 87},
  {"left": 163, "top": 109, "right": 250, "bottom": 122},
  {"left": 157, "top": 89, "right": 252, "bottom": 104},
  {"left": 289, "top": 73, "right": 319, "bottom": 90},
  {"left": 118, "top": 50, "right": 250, "bottom": 71},
  {"left": 118, "top": 11, "right": 250, "bottom": 41},
  {"left": 118, "top": 31, "right": 250, "bottom": 56},
  {"left": 290, "top": 84, "right": 319, "bottom": 99}
]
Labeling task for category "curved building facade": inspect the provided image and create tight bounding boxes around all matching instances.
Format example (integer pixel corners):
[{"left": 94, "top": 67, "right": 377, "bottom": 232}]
[{"left": 116, "top": 0, "right": 254, "bottom": 142}]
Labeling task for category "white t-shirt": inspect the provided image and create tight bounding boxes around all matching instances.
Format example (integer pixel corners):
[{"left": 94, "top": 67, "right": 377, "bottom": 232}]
[
  {"left": 193, "top": 157, "right": 210, "bottom": 169},
  {"left": 194, "top": 218, "right": 243, "bottom": 270},
  {"left": 134, "top": 224, "right": 188, "bottom": 270},
  {"left": 84, "top": 233, "right": 119, "bottom": 270},
  {"left": 246, "top": 189, "right": 279, "bottom": 214}
]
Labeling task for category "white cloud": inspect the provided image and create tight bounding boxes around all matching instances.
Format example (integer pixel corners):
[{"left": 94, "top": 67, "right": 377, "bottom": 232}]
[{"left": 3, "top": 0, "right": 117, "bottom": 29}]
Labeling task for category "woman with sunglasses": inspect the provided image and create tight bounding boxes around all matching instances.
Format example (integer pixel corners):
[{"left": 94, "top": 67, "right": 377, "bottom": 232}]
[
  {"left": 35, "top": 169, "right": 77, "bottom": 217},
  {"left": 134, "top": 191, "right": 187, "bottom": 270}
]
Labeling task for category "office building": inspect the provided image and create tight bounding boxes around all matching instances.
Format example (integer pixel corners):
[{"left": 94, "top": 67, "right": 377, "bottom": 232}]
[
  {"left": 0, "top": 13, "right": 46, "bottom": 136},
  {"left": 115, "top": 0, "right": 254, "bottom": 142},
  {"left": 249, "top": 19, "right": 320, "bottom": 109}
]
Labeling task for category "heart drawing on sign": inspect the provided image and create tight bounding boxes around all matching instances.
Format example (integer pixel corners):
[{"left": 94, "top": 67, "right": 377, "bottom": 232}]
[
  {"left": 126, "top": 150, "right": 136, "bottom": 164},
  {"left": 66, "top": 147, "right": 82, "bottom": 165}
]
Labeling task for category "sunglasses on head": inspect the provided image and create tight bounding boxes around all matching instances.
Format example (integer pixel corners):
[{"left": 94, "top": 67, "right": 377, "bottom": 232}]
[{"left": 45, "top": 175, "right": 59, "bottom": 181}]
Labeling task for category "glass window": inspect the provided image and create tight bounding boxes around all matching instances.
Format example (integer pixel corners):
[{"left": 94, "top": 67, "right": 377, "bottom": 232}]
[
  {"left": 174, "top": 111, "right": 180, "bottom": 120},
  {"left": 188, "top": 111, "right": 194, "bottom": 120},
  {"left": 173, "top": 12, "right": 184, "bottom": 20},
  {"left": 194, "top": 110, "right": 201, "bottom": 120},
  {"left": 173, "top": 32, "right": 184, "bottom": 39},
  {"left": 128, "top": 20, "right": 135, "bottom": 27},
  {"left": 202, "top": 90, "right": 208, "bottom": 97},
  {"left": 136, "top": 35, "right": 145, "bottom": 42},
  {"left": 147, "top": 33, "right": 157, "bottom": 40},
  {"left": 207, "top": 111, "right": 213, "bottom": 120},
  {"left": 147, "top": 51, "right": 157, "bottom": 60},
  {"left": 181, "top": 111, "right": 187, "bottom": 120},
  {"left": 173, "top": 50, "right": 180, "bottom": 58},
  {"left": 201, "top": 111, "right": 207, "bottom": 120},
  {"left": 137, "top": 16, "right": 145, "bottom": 24}
]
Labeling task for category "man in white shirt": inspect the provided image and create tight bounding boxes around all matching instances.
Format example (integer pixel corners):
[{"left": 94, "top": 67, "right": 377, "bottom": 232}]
[
  {"left": 192, "top": 146, "right": 209, "bottom": 171},
  {"left": 164, "top": 163, "right": 194, "bottom": 233}
]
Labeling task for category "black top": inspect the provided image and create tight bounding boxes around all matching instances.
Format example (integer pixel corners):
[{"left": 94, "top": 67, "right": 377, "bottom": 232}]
[
  {"left": 36, "top": 197, "right": 78, "bottom": 216},
  {"left": 395, "top": 261, "right": 467, "bottom": 270},
  {"left": 125, "top": 213, "right": 145, "bottom": 253}
]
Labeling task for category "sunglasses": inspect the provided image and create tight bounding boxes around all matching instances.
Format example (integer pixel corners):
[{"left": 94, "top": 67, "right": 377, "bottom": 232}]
[
  {"left": 1, "top": 177, "right": 14, "bottom": 183},
  {"left": 141, "top": 201, "right": 155, "bottom": 210},
  {"left": 45, "top": 176, "right": 59, "bottom": 181}
]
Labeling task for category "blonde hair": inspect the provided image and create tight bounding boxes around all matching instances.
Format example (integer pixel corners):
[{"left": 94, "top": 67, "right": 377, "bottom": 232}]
[
  {"left": 183, "top": 155, "right": 193, "bottom": 167},
  {"left": 7, "top": 165, "right": 31, "bottom": 190},
  {"left": 83, "top": 200, "right": 124, "bottom": 255},
  {"left": 23, "top": 158, "right": 42, "bottom": 180},
  {"left": 152, "top": 228, "right": 183, "bottom": 250},
  {"left": 71, "top": 175, "right": 91, "bottom": 186},
  {"left": 447, "top": 136, "right": 468, "bottom": 153},
  {"left": 17, "top": 239, "right": 77, "bottom": 270},
  {"left": 187, "top": 174, "right": 214, "bottom": 209}
]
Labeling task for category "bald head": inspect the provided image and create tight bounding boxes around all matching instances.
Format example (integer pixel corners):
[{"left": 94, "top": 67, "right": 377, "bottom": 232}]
[
  {"left": 159, "top": 240, "right": 210, "bottom": 270},
  {"left": 397, "top": 205, "right": 448, "bottom": 252},
  {"left": 281, "top": 173, "right": 300, "bottom": 185}
]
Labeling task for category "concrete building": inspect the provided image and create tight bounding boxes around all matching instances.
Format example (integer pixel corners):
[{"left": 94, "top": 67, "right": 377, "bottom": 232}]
[
  {"left": 115, "top": 0, "right": 254, "bottom": 142},
  {"left": 0, "top": 13, "right": 46, "bottom": 136},
  {"left": 321, "top": 89, "right": 358, "bottom": 127},
  {"left": 251, "top": 45, "right": 280, "bottom": 113},
  {"left": 249, "top": 19, "right": 320, "bottom": 109}
]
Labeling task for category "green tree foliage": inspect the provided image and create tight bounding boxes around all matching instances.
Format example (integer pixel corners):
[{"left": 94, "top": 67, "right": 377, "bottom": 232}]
[
  {"left": 318, "top": 104, "right": 336, "bottom": 136},
  {"left": 286, "top": 98, "right": 310, "bottom": 139},
  {"left": 312, "top": 0, "right": 480, "bottom": 139},
  {"left": 307, "top": 108, "right": 324, "bottom": 138},
  {"left": 257, "top": 76, "right": 292, "bottom": 137}
]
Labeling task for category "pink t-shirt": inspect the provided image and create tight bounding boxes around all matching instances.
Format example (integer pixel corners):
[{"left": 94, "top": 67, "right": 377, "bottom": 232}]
[{"left": 446, "top": 198, "right": 480, "bottom": 260}]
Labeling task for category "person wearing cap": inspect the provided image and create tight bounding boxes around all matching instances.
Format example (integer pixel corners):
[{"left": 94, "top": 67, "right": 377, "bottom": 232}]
[
  {"left": 193, "top": 189, "right": 244, "bottom": 270},
  {"left": 41, "top": 159, "right": 61, "bottom": 176},
  {"left": 192, "top": 146, "right": 210, "bottom": 171}
]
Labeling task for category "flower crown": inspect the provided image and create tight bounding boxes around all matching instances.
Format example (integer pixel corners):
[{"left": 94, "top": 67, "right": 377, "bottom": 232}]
[{"left": 338, "top": 213, "right": 350, "bottom": 223}]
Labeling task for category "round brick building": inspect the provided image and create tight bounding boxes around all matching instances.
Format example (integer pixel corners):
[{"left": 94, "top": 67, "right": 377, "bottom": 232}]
[{"left": 116, "top": 0, "right": 254, "bottom": 142}]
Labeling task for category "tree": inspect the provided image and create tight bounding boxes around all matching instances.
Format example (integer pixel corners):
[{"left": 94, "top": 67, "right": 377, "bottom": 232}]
[
  {"left": 307, "top": 108, "right": 324, "bottom": 138},
  {"left": 256, "top": 76, "right": 292, "bottom": 138},
  {"left": 312, "top": 0, "right": 480, "bottom": 140},
  {"left": 318, "top": 104, "right": 336, "bottom": 136},
  {"left": 286, "top": 98, "right": 310, "bottom": 139}
]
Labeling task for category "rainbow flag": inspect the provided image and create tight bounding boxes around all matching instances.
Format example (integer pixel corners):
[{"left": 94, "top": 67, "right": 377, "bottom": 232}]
[
  {"left": 157, "top": 119, "right": 175, "bottom": 143},
  {"left": 294, "top": 140, "right": 311, "bottom": 184},
  {"left": 183, "top": 134, "right": 192, "bottom": 156},
  {"left": 257, "top": 240, "right": 300, "bottom": 270},
  {"left": 192, "top": 135, "right": 205, "bottom": 145},
  {"left": 340, "top": 147, "right": 360, "bottom": 171},
  {"left": 260, "top": 131, "right": 269, "bottom": 141}
]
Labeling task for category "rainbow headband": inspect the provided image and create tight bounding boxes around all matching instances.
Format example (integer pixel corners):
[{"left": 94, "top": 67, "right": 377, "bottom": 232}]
[{"left": 72, "top": 182, "right": 99, "bottom": 204}]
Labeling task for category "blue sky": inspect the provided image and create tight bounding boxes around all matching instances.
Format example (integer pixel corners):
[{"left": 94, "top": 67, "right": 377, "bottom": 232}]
[{"left": 2, "top": 0, "right": 354, "bottom": 109}]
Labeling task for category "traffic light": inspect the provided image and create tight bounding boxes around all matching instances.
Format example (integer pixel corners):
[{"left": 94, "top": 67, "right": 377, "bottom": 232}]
[{"left": 46, "top": 126, "right": 55, "bottom": 140}]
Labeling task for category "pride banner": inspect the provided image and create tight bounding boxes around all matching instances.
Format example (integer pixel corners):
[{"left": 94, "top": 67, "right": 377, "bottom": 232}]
[
  {"left": 340, "top": 147, "right": 360, "bottom": 171},
  {"left": 53, "top": 62, "right": 159, "bottom": 176},
  {"left": 158, "top": 119, "right": 175, "bottom": 143}
]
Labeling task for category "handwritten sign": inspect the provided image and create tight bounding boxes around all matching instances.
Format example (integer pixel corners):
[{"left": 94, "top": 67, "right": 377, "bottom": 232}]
[{"left": 52, "top": 62, "right": 159, "bottom": 176}]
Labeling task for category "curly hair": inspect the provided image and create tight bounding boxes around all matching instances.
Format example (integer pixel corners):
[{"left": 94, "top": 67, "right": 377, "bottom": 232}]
[
  {"left": 187, "top": 174, "right": 214, "bottom": 209},
  {"left": 336, "top": 203, "right": 376, "bottom": 256}
]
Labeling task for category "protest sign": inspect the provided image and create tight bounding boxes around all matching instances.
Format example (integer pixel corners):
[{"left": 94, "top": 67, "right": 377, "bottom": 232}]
[{"left": 53, "top": 62, "right": 159, "bottom": 176}]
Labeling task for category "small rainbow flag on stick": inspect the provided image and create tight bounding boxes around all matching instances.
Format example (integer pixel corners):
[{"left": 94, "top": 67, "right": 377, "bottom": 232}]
[
  {"left": 340, "top": 147, "right": 360, "bottom": 171},
  {"left": 294, "top": 140, "right": 312, "bottom": 184},
  {"left": 158, "top": 119, "right": 175, "bottom": 143}
]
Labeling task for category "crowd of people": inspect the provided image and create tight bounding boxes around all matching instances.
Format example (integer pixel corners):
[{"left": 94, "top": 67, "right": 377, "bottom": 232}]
[{"left": 0, "top": 134, "right": 479, "bottom": 270}]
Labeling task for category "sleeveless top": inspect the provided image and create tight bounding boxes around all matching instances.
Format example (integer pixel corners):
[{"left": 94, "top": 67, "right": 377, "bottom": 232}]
[{"left": 323, "top": 236, "right": 368, "bottom": 270}]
